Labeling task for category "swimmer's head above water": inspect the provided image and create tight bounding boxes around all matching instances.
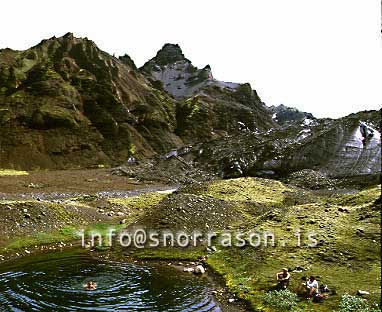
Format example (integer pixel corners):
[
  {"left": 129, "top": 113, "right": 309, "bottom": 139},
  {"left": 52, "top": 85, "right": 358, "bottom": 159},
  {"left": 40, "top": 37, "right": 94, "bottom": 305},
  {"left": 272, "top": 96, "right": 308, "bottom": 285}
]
[{"left": 84, "top": 281, "right": 97, "bottom": 290}]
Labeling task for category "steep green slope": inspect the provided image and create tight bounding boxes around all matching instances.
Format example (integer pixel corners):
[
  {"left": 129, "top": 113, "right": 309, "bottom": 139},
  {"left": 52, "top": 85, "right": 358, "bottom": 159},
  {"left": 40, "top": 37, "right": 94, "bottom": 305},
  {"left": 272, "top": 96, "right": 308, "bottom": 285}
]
[{"left": 0, "top": 34, "right": 181, "bottom": 169}]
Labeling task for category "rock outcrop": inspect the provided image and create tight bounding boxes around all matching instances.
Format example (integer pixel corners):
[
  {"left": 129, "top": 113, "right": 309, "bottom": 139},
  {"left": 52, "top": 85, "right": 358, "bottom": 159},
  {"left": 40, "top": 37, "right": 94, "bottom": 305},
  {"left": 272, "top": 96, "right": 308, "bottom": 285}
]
[
  {"left": 268, "top": 104, "right": 315, "bottom": 125},
  {"left": 141, "top": 43, "right": 275, "bottom": 143}
]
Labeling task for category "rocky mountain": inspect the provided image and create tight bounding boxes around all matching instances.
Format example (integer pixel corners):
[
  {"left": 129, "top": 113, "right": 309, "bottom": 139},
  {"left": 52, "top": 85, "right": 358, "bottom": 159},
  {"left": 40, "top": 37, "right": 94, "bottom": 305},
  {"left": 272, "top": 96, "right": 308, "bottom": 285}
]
[
  {"left": 141, "top": 43, "right": 240, "bottom": 99},
  {"left": 141, "top": 43, "right": 275, "bottom": 143},
  {"left": 0, "top": 34, "right": 380, "bottom": 184},
  {"left": 0, "top": 35, "right": 273, "bottom": 169},
  {"left": 0, "top": 33, "right": 182, "bottom": 169}
]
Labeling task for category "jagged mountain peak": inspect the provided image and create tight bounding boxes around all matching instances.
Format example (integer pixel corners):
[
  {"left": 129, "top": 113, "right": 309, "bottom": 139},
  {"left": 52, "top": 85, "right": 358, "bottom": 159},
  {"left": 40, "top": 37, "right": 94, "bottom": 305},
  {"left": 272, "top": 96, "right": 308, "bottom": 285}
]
[
  {"left": 33, "top": 32, "right": 97, "bottom": 51},
  {"left": 63, "top": 32, "right": 75, "bottom": 39},
  {"left": 154, "top": 43, "right": 187, "bottom": 66},
  {"left": 0, "top": 32, "right": 140, "bottom": 89},
  {"left": 141, "top": 43, "right": 190, "bottom": 74},
  {"left": 141, "top": 44, "right": 245, "bottom": 99},
  {"left": 119, "top": 54, "right": 137, "bottom": 70}
]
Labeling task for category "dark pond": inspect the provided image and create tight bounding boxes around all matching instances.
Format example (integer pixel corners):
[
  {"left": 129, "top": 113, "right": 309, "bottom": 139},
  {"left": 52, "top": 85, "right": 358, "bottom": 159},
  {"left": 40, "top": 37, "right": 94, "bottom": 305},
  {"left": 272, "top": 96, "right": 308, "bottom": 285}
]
[{"left": 0, "top": 249, "right": 222, "bottom": 311}]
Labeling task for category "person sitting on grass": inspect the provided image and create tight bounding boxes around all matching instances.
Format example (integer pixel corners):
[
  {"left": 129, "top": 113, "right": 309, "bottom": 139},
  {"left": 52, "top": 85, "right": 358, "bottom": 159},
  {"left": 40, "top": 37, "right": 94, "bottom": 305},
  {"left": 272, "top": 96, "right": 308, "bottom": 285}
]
[
  {"left": 306, "top": 276, "right": 318, "bottom": 299},
  {"left": 296, "top": 276, "right": 308, "bottom": 296},
  {"left": 276, "top": 268, "right": 291, "bottom": 289}
]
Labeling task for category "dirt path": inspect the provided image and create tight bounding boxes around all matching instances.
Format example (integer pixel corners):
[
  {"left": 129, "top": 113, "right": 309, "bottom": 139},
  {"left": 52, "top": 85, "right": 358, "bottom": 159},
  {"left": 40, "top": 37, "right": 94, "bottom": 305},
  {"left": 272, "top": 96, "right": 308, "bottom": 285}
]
[{"left": 0, "top": 168, "right": 175, "bottom": 200}]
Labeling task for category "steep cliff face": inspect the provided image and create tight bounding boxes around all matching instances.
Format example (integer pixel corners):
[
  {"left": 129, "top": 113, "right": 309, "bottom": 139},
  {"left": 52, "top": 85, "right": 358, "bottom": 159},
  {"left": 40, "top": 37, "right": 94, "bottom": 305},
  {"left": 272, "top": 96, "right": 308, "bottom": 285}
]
[
  {"left": 191, "top": 109, "right": 381, "bottom": 181},
  {"left": 0, "top": 34, "right": 182, "bottom": 169}
]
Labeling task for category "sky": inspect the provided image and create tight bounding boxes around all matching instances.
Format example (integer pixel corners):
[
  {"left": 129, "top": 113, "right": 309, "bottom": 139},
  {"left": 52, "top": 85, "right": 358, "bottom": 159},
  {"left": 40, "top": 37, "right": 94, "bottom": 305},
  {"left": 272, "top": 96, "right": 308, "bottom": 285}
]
[{"left": 0, "top": 0, "right": 381, "bottom": 118}]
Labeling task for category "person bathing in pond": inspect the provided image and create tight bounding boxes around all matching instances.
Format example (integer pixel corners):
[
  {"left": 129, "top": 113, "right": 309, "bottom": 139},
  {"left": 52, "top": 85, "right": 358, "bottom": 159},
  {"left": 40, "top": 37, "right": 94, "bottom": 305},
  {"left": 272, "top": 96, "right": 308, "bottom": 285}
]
[
  {"left": 84, "top": 281, "right": 97, "bottom": 290},
  {"left": 276, "top": 268, "right": 291, "bottom": 289}
]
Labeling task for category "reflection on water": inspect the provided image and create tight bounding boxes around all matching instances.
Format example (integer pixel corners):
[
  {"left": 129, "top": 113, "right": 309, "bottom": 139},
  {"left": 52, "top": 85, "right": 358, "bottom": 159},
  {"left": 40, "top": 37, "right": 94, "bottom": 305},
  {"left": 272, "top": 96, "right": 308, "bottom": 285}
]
[{"left": 0, "top": 250, "right": 221, "bottom": 311}]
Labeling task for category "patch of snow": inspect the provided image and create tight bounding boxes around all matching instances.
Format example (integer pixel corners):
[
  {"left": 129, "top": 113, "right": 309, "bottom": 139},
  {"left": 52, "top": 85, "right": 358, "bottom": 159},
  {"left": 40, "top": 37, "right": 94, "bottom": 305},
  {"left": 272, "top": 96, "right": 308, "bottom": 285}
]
[
  {"left": 214, "top": 80, "right": 240, "bottom": 90},
  {"left": 302, "top": 118, "right": 317, "bottom": 126},
  {"left": 238, "top": 121, "right": 249, "bottom": 131},
  {"left": 148, "top": 60, "right": 240, "bottom": 98},
  {"left": 161, "top": 150, "right": 178, "bottom": 159},
  {"left": 296, "top": 128, "right": 311, "bottom": 141},
  {"left": 352, "top": 127, "right": 365, "bottom": 147},
  {"left": 355, "top": 122, "right": 381, "bottom": 148},
  {"left": 157, "top": 188, "right": 177, "bottom": 194}
]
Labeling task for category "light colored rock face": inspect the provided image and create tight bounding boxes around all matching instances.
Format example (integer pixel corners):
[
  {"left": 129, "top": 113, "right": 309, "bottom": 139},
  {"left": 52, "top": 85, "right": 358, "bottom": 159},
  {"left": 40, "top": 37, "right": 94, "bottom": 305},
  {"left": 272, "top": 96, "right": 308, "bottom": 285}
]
[
  {"left": 166, "top": 109, "right": 380, "bottom": 182},
  {"left": 277, "top": 117, "right": 381, "bottom": 179},
  {"left": 141, "top": 43, "right": 240, "bottom": 99},
  {"left": 258, "top": 115, "right": 382, "bottom": 180},
  {"left": 140, "top": 43, "right": 276, "bottom": 145},
  {"left": 321, "top": 122, "right": 381, "bottom": 177},
  {"left": 148, "top": 60, "right": 239, "bottom": 99}
]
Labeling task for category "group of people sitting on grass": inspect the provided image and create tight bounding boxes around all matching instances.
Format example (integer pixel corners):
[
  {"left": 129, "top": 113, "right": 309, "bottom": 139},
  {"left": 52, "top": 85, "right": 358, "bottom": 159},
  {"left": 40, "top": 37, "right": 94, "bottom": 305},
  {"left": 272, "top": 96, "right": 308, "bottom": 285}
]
[{"left": 276, "top": 268, "right": 326, "bottom": 303}]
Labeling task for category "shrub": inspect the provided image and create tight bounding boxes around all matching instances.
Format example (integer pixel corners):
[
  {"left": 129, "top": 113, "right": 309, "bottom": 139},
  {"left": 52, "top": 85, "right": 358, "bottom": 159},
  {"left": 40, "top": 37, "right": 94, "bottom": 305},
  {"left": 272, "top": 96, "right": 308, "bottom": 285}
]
[
  {"left": 262, "top": 289, "right": 299, "bottom": 311},
  {"left": 335, "top": 294, "right": 381, "bottom": 312}
]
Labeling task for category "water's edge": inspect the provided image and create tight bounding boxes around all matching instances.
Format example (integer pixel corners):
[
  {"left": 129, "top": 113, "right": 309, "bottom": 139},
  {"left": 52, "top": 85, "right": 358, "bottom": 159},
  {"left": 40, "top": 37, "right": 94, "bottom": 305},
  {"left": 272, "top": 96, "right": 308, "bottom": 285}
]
[{"left": 0, "top": 248, "right": 249, "bottom": 312}]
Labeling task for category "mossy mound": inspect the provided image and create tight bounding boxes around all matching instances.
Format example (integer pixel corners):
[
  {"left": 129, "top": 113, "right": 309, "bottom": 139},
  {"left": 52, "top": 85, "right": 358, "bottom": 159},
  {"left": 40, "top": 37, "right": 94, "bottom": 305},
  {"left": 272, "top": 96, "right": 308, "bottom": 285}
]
[
  {"left": 108, "top": 192, "right": 169, "bottom": 210},
  {"left": 137, "top": 192, "right": 243, "bottom": 231},
  {"left": 327, "top": 185, "right": 381, "bottom": 206},
  {"left": 206, "top": 177, "right": 292, "bottom": 205},
  {"left": 0, "top": 169, "right": 28, "bottom": 176},
  {"left": 202, "top": 180, "right": 381, "bottom": 311}
]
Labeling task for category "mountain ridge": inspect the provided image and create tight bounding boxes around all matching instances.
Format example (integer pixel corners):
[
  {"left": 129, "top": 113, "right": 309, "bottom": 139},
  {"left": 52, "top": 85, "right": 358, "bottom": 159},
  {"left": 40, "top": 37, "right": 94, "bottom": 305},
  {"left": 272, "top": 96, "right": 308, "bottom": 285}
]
[
  {"left": 0, "top": 34, "right": 275, "bottom": 169},
  {"left": 0, "top": 34, "right": 380, "bottom": 183}
]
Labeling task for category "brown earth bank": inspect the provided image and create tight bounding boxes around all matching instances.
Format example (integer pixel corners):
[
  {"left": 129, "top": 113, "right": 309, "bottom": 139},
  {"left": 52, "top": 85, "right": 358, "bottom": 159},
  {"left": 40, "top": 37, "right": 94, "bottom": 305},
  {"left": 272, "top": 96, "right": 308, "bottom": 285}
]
[{"left": 0, "top": 168, "right": 154, "bottom": 198}]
